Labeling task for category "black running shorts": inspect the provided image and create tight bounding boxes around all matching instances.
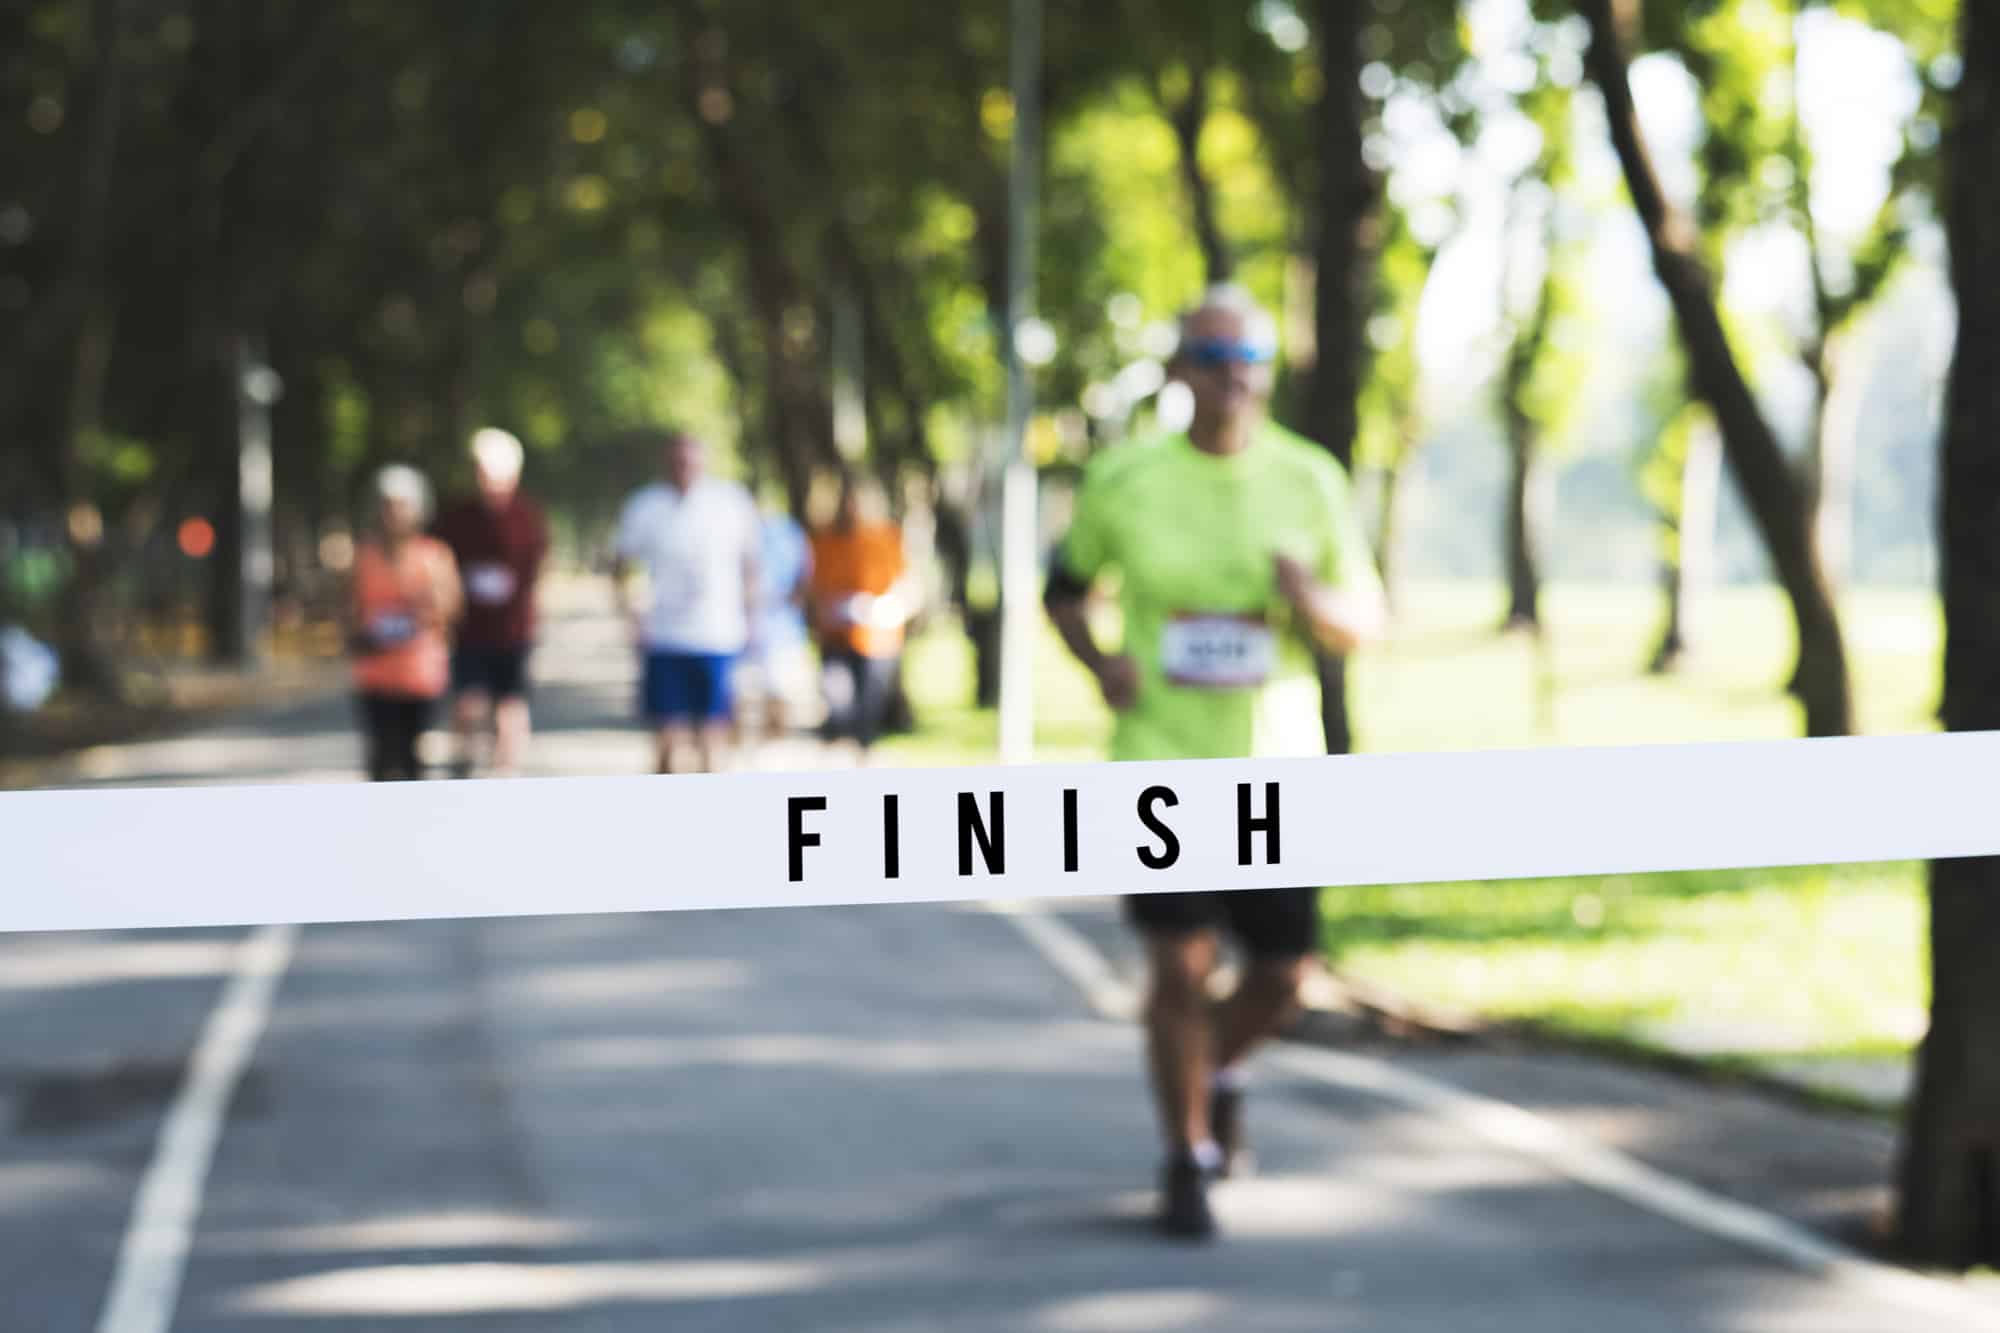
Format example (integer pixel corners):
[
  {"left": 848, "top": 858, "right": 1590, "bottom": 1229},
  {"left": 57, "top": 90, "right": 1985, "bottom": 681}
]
[{"left": 1124, "top": 886, "right": 1321, "bottom": 960}]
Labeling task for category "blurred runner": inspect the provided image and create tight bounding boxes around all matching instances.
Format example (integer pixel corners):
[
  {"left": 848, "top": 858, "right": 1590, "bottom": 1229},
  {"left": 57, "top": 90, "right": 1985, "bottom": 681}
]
[
  {"left": 434, "top": 428, "right": 549, "bottom": 778},
  {"left": 611, "top": 429, "right": 761, "bottom": 774},
  {"left": 809, "top": 475, "right": 911, "bottom": 764},
  {"left": 349, "top": 465, "right": 460, "bottom": 782},
  {"left": 0, "top": 625, "right": 59, "bottom": 715},
  {"left": 1044, "top": 285, "right": 1385, "bottom": 1240},
  {"left": 736, "top": 493, "right": 817, "bottom": 746}
]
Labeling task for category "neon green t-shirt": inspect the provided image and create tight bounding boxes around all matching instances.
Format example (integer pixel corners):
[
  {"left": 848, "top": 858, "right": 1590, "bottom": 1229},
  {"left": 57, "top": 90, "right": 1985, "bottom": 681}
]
[{"left": 1055, "top": 422, "right": 1381, "bottom": 762}]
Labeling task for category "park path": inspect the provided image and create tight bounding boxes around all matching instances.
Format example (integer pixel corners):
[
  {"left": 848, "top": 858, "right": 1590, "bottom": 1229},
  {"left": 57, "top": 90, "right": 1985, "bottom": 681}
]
[{"left": 1, "top": 592, "right": 1991, "bottom": 1331}]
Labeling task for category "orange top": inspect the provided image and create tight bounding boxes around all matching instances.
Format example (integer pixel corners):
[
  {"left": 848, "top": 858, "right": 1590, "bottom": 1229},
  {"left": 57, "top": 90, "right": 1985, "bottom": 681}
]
[
  {"left": 351, "top": 536, "right": 456, "bottom": 698},
  {"left": 809, "top": 521, "right": 908, "bottom": 657}
]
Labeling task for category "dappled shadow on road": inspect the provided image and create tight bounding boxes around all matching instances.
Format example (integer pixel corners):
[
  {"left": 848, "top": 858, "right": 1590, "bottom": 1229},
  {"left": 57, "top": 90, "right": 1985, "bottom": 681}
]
[
  {"left": 190, "top": 1174, "right": 1939, "bottom": 1332},
  {"left": 1370, "top": 1041, "right": 1904, "bottom": 1261},
  {"left": 32, "top": 690, "right": 365, "bottom": 789},
  {"left": 154, "top": 904, "right": 1977, "bottom": 1333},
  {"left": 0, "top": 928, "right": 257, "bottom": 1138}
]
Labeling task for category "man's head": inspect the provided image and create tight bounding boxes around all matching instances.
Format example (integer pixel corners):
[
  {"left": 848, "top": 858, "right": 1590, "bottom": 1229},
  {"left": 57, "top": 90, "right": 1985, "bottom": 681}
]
[
  {"left": 469, "top": 428, "right": 525, "bottom": 508},
  {"left": 662, "top": 429, "right": 706, "bottom": 492},
  {"left": 1168, "top": 284, "right": 1278, "bottom": 443}
]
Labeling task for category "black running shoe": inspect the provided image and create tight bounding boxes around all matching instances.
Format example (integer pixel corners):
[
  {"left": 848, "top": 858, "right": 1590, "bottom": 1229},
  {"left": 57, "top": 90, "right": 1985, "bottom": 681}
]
[
  {"left": 1210, "top": 1085, "right": 1254, "bottom": 1179},
  {"left": 1158, "top": 1153, "right": 1217, "bottom": 1241}
]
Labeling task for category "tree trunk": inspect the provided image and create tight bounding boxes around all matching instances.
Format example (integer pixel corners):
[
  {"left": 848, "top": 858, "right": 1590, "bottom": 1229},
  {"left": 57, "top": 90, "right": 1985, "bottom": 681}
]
[
  {"left": 681, "top": 11, "right": 836, "bottom": 500},
  {"left": 183, "top": 0, "right": 255, "bottom": 665},
  {"left": 1895, "top": 0, "right": 2000, "bottom": 1269},
  {"left": 205, "top": 339, "right": 247, "bottom": 664},
  {"left": 269, "top": 332, "right": 326, "bottom": 578},
  {"left": 1165, "top": 62, "right": 1233, "bottom": 284},
  {"left": 1805, "top": 336, "right": 1859, "bottom": 589},
  {"left": 1498, "top": 184, "right": 1558, "bottom": 634},
  {"left": 1373, "top": 449, "right": 1413, "bottom": 616},
  {"left": 1782, "top": 337, "right": 1857, "bottom": 697},
  {"left": 1649, "top": 418, "right": 1720, "bottom": 674},
  {"left": 1578, "top": 0, "right": 1852, "bottom": 736},
  {"left": 1787, "top": 10, "right": 1859, "bottom": 601},
  {"left": 1302, "top": 0, "right": 1380, "bottom": 757},
  {"left": 54, "top": 0, "right": 132, "bottom": 695},
  {"left": 1501, "top": 432, "right": 1547, "bottom": 631}
]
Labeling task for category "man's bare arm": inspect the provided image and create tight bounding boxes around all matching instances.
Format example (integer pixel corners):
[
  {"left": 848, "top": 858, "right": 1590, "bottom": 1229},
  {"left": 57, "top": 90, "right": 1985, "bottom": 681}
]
[
  {"left": 1045, "top": 576, "right": 1137, "bottom": 710},
  {"left": 1274, "top": 555, "right": 1386, "bottom": 657}
]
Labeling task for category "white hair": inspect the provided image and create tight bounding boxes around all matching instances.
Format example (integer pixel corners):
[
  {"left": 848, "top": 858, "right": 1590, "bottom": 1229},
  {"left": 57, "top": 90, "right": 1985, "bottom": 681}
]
[
  {"left": 1176, "top": 282, "right": 1279, "bottom": 354},
  {"left": 375, "top": 464, "right": 433, "bottom": 522},
  {"left": 469, "top": 427, "right": 525, "bottom": 483}
]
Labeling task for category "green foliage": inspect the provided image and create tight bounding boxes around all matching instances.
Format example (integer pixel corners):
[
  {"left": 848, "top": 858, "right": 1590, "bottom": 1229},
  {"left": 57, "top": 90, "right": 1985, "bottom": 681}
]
[
  {"left": 1678, "top": 1, "right": 1940, "bottom": 351},
  {"left": 0, "top": 0, "right": 1952, "bottom": 613}
]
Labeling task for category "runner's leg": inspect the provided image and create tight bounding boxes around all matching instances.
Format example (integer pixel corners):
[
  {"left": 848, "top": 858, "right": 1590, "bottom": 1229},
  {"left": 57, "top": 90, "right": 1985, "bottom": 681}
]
[
  {"left": 493, "top": 695, "right": 530, "bottom": 774},
  {"left": 357, "top": 694, "right": 392, "bottom": 783},
  {"left": 377, "top": 696, "right": 428, "bottom": 782},
  {"left": 1213, "top": 954, "right": 1312, "bottom": 1071},
  {"left": 1143, "top": 929, "right": 1220, "bottom": 1153},
  {"left": 657, "top": 724, "right": 689, "bottom": 774},
  {"left": 406, "top": 696, "right": 438, "bottom": 780},
  {"left": 485, "top": 649, "right": 530, "bottom": 775},
  {"left": 1204, "top": 887, "right": 1321, "bottom": 1177},
  {"left": 1213, "top": 887, "right": 1319, "bottom": 1068},
  {"left": 694, "top": 653, "right": 735, "bottom": 772},
  {"left": 822, "top": 649, "right": 867, "bottom": 766},
  {"left": 451, "top": 685, "right": 491, "bottom": 776},
  {"left": 1141, "top": 924, "right": 1226, "bottom": 1240},
  {"left": 853, "top": 652, "right": 898, "bottom": 757}
]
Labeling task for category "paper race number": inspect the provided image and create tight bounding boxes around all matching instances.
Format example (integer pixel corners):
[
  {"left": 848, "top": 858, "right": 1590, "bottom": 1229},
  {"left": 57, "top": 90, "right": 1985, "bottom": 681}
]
[
  {"left": 1161, "top": 613, "right": 1275, "bottom": 689},
  {"left": 465, "top": 562, "right": 518, "bottom": 606},
  {"left": 367, "top": 612, "right": 416, "bottom": 646}
]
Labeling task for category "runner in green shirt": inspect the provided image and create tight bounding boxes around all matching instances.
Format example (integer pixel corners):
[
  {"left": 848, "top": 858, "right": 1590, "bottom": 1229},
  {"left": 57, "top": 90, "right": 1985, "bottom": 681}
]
[{"left": 1045, "top": 284, "right": 1385, "bottom": 1240}]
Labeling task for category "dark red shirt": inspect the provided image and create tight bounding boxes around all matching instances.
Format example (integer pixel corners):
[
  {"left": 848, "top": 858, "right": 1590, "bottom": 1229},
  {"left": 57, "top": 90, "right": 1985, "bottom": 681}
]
[{"left": 433, "top": 494, "right": 549, "bottom": 648}]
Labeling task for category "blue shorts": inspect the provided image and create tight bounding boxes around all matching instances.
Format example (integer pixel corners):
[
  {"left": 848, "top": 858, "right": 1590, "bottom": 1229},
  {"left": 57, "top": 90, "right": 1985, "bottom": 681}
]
[{"left": 641, "top": 650, "right": 736, "bottom": 723}]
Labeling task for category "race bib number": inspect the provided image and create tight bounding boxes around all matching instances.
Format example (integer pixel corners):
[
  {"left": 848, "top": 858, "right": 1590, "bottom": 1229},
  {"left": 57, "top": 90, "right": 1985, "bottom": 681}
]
[
  {"left": 1160, "top": 613, "right": 1275, "bottom": 689},
  {"left": 368, "top": 612, "right": 416, "bottom": 647},
  {"left": 466, "top": 562, "right": 517, "bottom": 606}
]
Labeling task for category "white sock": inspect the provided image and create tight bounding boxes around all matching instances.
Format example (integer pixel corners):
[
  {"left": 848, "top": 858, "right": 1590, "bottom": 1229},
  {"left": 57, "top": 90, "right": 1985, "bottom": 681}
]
[
  {"left": 1189, "top": 1139, "right": 1225, "bottom": 1171},
  {"left": 1211, "top": 1065, "right": 1249, "bottom": 1092}
]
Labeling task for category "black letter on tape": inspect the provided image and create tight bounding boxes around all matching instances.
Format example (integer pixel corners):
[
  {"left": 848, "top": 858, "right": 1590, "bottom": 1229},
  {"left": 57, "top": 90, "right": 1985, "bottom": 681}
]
[
  {"left": 789, "top": 796, "right": 827, "bottom": 882},
  {"left": 1237, "top": 782, "right": 1280, "bottom": 866},
  {"left": 959, "top": 792, "right": 1004, "bottom": 876},
  {"left": 1136, "top": 786, "right": 1181, "bottom": 870},
  {"left": 1063, "top": 789, "right": 1079, "bottom": 872},
  {"left": 883, "top": 794, "right": 900, "bottom": 880}
]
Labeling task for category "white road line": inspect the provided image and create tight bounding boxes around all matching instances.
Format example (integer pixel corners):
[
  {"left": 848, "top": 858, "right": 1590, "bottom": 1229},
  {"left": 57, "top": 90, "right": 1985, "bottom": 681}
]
[
  {"left": 985, "top": 899, "right": 1988, "bottom": 1327},
  {"left": 93, "top": 924, "right": 298, "bottom": 1333},
  {"left": 980, "top": 899, "right": 1137, "bottom": 1021}
]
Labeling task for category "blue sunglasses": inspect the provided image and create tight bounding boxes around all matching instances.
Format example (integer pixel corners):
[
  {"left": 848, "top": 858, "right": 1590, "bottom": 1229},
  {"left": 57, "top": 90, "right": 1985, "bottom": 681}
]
[{"left": 1181, "top": 337, "right": 1275, "bottom": 368}]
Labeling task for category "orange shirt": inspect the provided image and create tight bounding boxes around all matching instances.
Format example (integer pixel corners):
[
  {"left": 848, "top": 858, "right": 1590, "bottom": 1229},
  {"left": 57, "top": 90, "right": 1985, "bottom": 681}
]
[
  {"left": 809, "top": 521, "right": 907, "bottom": 657},
  {"left": 351, "top": 536, "right": 456, "bottom": 698}
]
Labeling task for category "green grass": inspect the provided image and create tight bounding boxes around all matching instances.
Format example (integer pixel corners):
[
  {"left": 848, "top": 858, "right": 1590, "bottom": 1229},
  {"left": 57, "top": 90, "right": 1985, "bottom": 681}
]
[{"left": 879, "top": 580, "right": 1942, "bottom": 1105}]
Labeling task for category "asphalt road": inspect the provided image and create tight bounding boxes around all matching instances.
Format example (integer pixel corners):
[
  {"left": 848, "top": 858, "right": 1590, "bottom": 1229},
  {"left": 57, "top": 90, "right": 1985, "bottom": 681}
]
[{"left": 3, "top": 598, "right": 1992, "bottom": 1331}]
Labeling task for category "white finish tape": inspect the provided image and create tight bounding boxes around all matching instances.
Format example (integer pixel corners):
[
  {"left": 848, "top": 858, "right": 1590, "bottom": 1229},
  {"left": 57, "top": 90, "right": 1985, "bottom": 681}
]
[{"left": 5, "top": 732, "right": 1996, "bottom": 934}]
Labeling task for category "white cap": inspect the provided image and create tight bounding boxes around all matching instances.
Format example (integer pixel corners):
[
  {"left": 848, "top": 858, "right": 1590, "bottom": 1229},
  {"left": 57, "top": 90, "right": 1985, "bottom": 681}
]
[
  {"left": 469, "top": 427, "right": 525, "bottom": 484},
  {"left": 375, "top": 464, "right": 433, "bottom": 521}
]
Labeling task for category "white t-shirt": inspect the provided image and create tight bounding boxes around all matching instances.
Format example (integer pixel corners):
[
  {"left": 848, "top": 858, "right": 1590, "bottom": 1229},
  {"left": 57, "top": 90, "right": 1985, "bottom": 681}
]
[{"left": 614, "top": 478, "right": 760, "bottom": 653}]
